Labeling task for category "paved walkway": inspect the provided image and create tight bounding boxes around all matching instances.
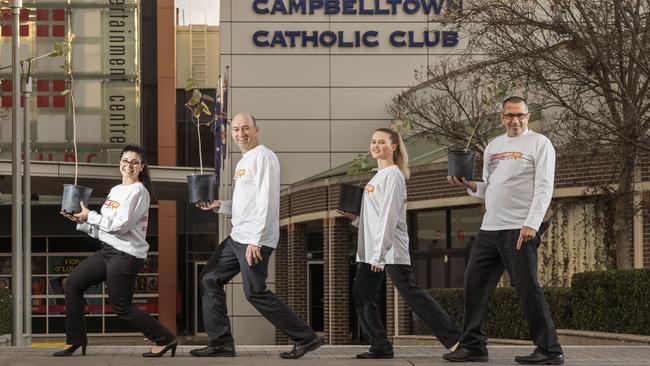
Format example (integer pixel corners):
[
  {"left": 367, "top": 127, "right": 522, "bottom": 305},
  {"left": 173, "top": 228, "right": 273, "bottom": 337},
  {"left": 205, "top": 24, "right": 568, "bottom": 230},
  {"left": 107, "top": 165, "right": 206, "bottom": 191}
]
[{"left": 1, "top": 345, "right": 650, "bottom": 366}]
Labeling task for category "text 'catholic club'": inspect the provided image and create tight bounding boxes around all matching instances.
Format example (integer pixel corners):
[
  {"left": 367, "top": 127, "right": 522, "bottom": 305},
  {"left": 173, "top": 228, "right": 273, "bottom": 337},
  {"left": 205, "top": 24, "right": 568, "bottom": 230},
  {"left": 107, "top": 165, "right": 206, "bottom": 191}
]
[{"left": 251, "top": 0, "right": 462, "bottom": 48}]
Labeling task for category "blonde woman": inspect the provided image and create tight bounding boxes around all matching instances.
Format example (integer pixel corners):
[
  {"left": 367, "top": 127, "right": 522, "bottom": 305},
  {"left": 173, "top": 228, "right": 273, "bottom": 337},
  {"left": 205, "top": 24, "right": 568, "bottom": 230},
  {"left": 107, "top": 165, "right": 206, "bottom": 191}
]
[{"left": 339, "top": 128, "right": 460, "bottom": 359}]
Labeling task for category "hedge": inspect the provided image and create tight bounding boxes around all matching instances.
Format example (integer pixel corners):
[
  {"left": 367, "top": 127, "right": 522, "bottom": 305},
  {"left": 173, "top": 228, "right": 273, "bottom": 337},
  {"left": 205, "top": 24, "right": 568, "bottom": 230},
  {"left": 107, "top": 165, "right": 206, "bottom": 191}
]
[
  {"left": 571, "top": 269, "right": 650, "bottom": 335},
  {"left": 413, "top": 287, "right": 572, "bottom": 340},
  {"left": 0, "top": 288, "right": 9, "bottom": 335},
  {"left": 412, "top": 269, "right": 650, "bottom": 339}
]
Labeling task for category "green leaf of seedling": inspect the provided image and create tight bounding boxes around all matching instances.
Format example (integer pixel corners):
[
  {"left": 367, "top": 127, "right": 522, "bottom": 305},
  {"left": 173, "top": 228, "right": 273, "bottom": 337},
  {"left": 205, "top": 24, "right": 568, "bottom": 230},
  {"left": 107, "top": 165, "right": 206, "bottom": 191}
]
[
  {"left": 188, "top": 89, "right": 202, "bottom": 105},
  {"left": 60, "top": 89, "right": 70, "bottom": 95},
  {"left": 200, "top": 101, "right": 211, "bottom": 116},
  {"left": 201, "top": 95, "right": 215, "bottom": 102}
]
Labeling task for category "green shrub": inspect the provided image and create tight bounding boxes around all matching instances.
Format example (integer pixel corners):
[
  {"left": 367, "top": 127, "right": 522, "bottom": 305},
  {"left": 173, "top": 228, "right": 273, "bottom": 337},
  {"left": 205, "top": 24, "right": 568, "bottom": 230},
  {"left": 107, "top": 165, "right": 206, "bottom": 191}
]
[
  {"left": 412, "top": 287, "right": 572, "bottom": 340},
  {"left": 571, "top": 269, "right": 650, "bottom": 335},
  {"left": 0, "top": 288, "right": 10, "bottom": 335}
]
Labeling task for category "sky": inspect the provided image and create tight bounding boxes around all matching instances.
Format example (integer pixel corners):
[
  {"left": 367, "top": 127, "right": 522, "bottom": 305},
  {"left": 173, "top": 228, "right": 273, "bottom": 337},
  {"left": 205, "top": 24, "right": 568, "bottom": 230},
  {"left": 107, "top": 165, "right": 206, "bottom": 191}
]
[{"left": 175, "top": 0, "right": 220, "bottom": 25}]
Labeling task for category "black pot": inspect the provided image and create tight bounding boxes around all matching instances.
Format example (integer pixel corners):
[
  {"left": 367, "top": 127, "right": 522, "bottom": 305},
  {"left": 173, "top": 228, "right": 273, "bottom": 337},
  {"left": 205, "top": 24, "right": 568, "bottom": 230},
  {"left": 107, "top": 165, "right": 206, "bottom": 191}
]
[
  {"left": 338, "top": 184, "right": 364, "bottom": 215},
  {"left": 447, "top": 150, "right": 476, "bottom": 181},
  {"left": 187, "top": 174, "right": 216, "bottom": 203},
  {"left": 61, "top": 184, "right": 93, "bottom": 214}
]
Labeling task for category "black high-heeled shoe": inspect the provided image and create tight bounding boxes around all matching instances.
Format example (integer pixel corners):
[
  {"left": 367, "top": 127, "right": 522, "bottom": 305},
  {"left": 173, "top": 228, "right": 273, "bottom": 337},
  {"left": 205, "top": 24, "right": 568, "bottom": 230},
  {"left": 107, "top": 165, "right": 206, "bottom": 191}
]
[
  {"left": 142, "top": 340, "right": 177, "bottom": 358},
  {"left": 52, "top": 344, "right": 86, "bottom": 357}
]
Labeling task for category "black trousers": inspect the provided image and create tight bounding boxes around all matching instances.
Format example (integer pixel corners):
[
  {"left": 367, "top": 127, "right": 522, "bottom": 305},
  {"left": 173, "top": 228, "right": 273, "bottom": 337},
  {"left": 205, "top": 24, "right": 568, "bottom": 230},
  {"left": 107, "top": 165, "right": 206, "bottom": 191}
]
[
  {"left": 65, "top": 244, "right": 175, "bottom": 346},
  {"left": 199, "top": 236, "right": 316, "bottom": 346},
  {"left": 461, "top": 229, "right": 563, "bottom": 355},
  {"left": 353, "top": 262, "right": 462, "bottom": 352}
]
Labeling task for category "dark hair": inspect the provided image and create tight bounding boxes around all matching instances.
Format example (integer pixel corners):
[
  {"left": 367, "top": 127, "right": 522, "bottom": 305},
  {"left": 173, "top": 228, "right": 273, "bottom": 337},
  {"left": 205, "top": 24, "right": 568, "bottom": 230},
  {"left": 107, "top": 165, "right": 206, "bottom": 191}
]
[
  {"left": 120, "top": 145, "right": 156, "bottom": 201},
  {"left": 502, "top": 96, "right": 528, "bottom": 110},
  {"left": 374, "top": 128, "right": 410, "bottom": 179}
]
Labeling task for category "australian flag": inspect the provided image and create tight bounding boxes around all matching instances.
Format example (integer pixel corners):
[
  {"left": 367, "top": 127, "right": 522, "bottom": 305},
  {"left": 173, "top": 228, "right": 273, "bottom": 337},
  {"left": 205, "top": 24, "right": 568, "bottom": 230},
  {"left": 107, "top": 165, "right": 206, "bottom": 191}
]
[{"left": 213, "top": 74, "right": 229, "bottom": 179}]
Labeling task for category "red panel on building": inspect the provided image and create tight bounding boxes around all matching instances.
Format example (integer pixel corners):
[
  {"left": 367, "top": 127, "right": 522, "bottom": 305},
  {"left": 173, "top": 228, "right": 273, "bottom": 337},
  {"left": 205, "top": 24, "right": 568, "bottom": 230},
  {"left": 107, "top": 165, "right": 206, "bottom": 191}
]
[
  {"left": 53, "top": 80, "right": 65, "bottom": 92},
  {"left": 1, "top": 80, "right": 10, "bottom": 92},
  {"left": 52, "top": 24, "right": 64, "bottom": 37},
  {"left": 20, "top": 24, "right": 28, "bottom": 37},
  {"left": 1, "top": 25, "right": 11, "bottom": 37},
  {"left": 37, "top": 96, "right": 49, "bottom": 108},
  {"left": 1, "top": 9, "right": 10, "bottom": 21},
  {"left": 36, "top": 9, "right": 49, "bottom": 21},
  {"left": 52, "top": 9, "right": 65, "bottom": 21},
  {"left": 53, "top": 95, "right": 65, "bottom": 108},
  {"left": 1, "top": 96, "right": 11, "bottom": 108},
  {"left": 36, "top": 24, "right": 48, "bottom": 37},
  {"left": 19, "top": 9, "right": 29, "bottom": 21},
  {"left": 37, "top": 80, "right": 49, "bottom": 92}
]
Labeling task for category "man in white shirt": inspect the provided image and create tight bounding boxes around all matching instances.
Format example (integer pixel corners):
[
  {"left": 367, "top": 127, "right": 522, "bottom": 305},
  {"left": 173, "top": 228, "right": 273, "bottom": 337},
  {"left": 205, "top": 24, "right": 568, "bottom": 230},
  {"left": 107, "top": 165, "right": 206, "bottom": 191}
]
[
  {"left": 191, "top": 112, "right": 321, "bottom": 359},
  {"left": 444, "top": 97, "right": 564, "bottom": 365}
]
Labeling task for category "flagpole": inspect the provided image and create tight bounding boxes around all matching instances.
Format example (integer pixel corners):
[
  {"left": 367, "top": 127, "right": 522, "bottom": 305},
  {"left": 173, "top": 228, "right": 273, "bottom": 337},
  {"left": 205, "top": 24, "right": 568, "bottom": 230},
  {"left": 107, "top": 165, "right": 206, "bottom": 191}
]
[{"left": 218, "top": 69, "right": 230, "bottom": 244}]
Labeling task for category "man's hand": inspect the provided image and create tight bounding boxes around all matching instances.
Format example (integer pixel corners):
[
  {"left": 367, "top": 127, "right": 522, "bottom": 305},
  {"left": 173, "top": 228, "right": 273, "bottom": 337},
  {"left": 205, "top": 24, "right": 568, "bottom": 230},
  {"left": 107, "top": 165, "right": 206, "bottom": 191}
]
[
  {"left": 447, "top": 176, "right": 478, "bottom": 192},
  {"left": 196, "top": 201, "right": 221, "bottom": 211},
  {"left": 516, "top": 225, "right": 537, "bottom": 250},
  {"left": 336, "top": 209, "right": 358, "bottom": 221},
  {"left": 246, "top": 244, "right": 263, "bottom": 266},
  {"left": 370, "top": 265, "right": 384, "bottom": 273},
  {"left": 73, "top": 201, "right": 90, "bottom": 223}
]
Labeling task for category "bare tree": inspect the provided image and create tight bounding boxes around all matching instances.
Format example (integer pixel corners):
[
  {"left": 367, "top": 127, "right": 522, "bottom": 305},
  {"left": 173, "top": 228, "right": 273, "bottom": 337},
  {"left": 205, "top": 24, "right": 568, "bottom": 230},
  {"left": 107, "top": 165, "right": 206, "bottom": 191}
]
[
  {"left": 393, "top": 0, "right": 650, "bottom": 269},
  {"left": 388, "top": 61, "right": 519, "bottom": 154}
]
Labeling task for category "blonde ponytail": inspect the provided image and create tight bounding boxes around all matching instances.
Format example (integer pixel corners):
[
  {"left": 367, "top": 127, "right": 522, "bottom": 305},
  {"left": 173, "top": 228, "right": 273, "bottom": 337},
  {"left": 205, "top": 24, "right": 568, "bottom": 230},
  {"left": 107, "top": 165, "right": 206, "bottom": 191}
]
[{"left": 375, "top": 128, "right": 410, "bottom": 180}]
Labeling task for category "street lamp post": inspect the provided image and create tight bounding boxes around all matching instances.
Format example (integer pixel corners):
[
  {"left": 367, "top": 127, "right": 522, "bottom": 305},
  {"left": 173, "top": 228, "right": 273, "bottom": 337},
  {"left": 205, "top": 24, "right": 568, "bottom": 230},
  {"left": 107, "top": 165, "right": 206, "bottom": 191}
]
[
  {"left": 10, "top": 0, "right": 24, "bottom": 347},
  {"left": 22, "top": 73, "right": 32, "bottom": 345}
]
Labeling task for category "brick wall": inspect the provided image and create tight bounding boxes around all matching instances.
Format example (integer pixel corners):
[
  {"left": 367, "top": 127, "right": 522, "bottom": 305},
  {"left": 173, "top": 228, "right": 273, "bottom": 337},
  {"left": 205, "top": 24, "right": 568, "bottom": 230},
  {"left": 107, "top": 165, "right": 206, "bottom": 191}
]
[
  {"left": 281, "top": 187, "right": 328, "bottom": 219},
  {"left": 290, "top": 152, "right": 645, "bottom": 218},
  {"left": 323, "top": 217, "right": 351, "bottom": 344},
  {"left": 275, "top": 228, "right": 290, "bottom": 344},
  {"left": 288, "top": 223, "right": 309, "bottom": 330},
  {"left": 385, "top": 277, "right": 410, "bottom": 339}
]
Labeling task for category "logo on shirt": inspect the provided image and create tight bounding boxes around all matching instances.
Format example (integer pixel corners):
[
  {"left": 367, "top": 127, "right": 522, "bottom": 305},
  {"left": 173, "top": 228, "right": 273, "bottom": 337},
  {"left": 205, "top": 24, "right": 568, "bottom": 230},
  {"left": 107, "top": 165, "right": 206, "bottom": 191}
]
[
  {"left": 365, "top": 184, "right": 375, "bottom": 193},
  {"left": 234, "top": 169, "right": 246, "bottom": 178},
  {"left": 103, "top": 199, "right": 120, "bottom": 209},
  {"left": 490, "top": 151, "right": 523, "bottom": 162},
  {"left": 141, "top": 215, "right": 149, "bottom": 232}
]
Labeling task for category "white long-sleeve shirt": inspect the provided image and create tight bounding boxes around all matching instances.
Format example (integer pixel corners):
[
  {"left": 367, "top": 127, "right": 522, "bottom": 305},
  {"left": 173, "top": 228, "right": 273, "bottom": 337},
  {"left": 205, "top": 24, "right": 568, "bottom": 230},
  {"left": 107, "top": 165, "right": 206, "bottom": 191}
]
[
  {"left": 218, "top": 145, "right": 280, "bottom": 248},
  {"left": 356, "top": 165, "right": 410, "bottom": 269},
  {"left": 76, "top": 182, "right": 150, "bottom": 259},
  {"left": 469, "top": 129, "right": 555, "bottom": 231}
]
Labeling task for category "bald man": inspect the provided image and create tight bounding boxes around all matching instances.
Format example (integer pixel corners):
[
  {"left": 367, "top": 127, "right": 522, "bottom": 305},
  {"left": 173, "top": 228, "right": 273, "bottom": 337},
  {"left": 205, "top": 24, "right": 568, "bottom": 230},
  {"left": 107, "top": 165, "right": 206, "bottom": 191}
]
[{"left": 192, "top": 113, "right": 321, "bottom": 359}]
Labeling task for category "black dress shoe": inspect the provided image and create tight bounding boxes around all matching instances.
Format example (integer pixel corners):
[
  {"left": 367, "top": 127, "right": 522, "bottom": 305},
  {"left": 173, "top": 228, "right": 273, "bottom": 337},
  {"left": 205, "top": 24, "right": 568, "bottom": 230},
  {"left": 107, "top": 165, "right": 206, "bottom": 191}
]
[
  {"left": 52, "top": 344, "right": 86, "bottom": 357},
  {"left": 142, "top": 340, "right": 177, "bottom": 358},
  {"left": 278, "top": 337, "right": 323, "bottom": 359},
  {"left": 442, "top": 347, "right": 488, "bottom": 362},
  {"left": 356, "top": 351, "right": 394, "bottom": 359},
  {"left": 515, "top": 350, "right": 564, "bottom": 365},
  {"left": 189, "top": 343, "right": 236, "bottom": 357}
]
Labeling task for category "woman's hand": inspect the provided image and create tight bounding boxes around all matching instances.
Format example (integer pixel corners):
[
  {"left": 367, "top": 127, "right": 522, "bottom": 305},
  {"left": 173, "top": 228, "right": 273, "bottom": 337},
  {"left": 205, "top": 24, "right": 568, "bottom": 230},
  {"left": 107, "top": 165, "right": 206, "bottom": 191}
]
[
  {"left": 336, "top": 209, "right": 358, "bottom": 221},
  {"left": 60, "top": 201, "right": 89, "bottom": 223},
  {"left": 196, "top": 201, "right": 221, "bottom": 210},
  {"left": 371, "top": 265, "right": 384, "bottom": 273},
  {"left": 60, "top": 212, "right": 78, "bottom": 222},
  {"left": 447, "top": 176, "right": 478, "bottom": 192}
]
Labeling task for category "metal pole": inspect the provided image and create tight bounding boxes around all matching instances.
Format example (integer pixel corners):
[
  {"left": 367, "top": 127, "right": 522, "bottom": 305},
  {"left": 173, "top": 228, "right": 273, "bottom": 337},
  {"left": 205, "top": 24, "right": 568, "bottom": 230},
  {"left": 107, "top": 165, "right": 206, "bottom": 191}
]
[
  {"left": 23, "top": 74, "right": 32, "bottom": 345},
  {"left": 10, "top": 0, "right": 24, "bottom": 347}
]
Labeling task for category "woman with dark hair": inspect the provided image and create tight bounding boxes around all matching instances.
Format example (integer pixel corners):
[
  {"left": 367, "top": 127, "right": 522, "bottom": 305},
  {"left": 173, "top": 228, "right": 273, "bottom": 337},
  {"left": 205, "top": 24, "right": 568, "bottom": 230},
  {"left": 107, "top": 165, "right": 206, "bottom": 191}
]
[
  {"left": 339, "top": 129, "right": 461, "bottom": 359},
  {"left": 55, "top": 145, "right": 176, "bottom": 357}
]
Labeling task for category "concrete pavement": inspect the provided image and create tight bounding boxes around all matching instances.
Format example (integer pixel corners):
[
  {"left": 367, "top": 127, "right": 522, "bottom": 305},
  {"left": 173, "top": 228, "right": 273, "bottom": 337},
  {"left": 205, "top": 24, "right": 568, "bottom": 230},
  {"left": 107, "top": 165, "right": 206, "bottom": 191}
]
[{"left": 1, "top": 345, "right": 650, "bottom": 366}]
